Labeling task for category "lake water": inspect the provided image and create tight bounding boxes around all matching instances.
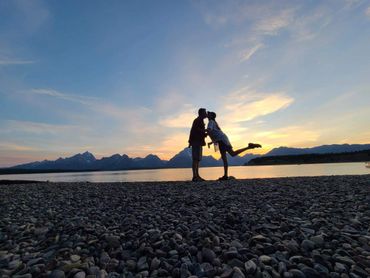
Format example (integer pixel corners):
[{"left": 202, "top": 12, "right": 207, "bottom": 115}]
[{"left": 1, "top": 162, "right": 369, "bottom": 182}]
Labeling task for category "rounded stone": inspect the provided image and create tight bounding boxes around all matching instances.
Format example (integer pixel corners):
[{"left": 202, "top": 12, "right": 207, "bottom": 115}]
[
  {"left": 70, "top": 255, "right": 81, "bottom": 263},
  {"left": 126, "top": 259, "right": 136, "bottom": 271},
  {"left": 301, "top": 240, "right": 315, "bottom": 251},
  {"left": 244, "top": 260, "right": 257, "bottom": 274},
  {"left": 49, "top": 270, "right": 65, "bottom": 278},
  {"left": 105, "top": 235, "right": 120, "bottom": 248},
  {"left": 202, "top": 248, "right": 216, "bottom": 263},
  {"left": 288, "top": 269, "right": 305, "bottom": 278},
  {"left": 334, "top": 262, "right": 347, "bottom": 273},
  {"left": 150, "top": 257, "right": 161, "bottom": 270},
  {"left": 232, "top": 266, "right": 245, "bottom": 278},
  {"left": 310, "top": 235, "right": 324, "bottom": 247},
  {"left": 259, "top": 255, "right": 272, "bottom": 265},
  {"left": 73, "top": 271, "right": 86, "bottom": 278},
  {"left": 301, "top": 266, "right": 320, "bottom": 278}
]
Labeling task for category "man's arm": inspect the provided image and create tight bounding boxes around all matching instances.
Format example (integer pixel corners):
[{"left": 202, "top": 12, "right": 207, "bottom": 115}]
[{"left": 194, "top": 120, "right": 207, "bottom": 137}]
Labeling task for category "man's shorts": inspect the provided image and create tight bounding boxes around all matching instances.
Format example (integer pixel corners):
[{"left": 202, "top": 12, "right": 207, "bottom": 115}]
[
  {"left": 191, "top": 145, "right": 203, "bottom": 161},
  {"left": 218, "top": 141, "right": 233, "bottom": 154}
]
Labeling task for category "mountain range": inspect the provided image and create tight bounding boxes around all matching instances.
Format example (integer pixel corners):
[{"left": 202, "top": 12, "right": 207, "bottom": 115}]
[
  {"left": 7, "top": 143, "right": 370, "bottom": 171},
  {"left": 9, "top": 148, "right": 259, "bottom": 171},
  {"left": 265, "top": 144, "right": 370, "bottom": 156}
]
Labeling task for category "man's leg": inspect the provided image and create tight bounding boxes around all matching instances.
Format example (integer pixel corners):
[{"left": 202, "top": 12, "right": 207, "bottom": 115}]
[
  {"left": 197, "top": 146, "right": 205, "bottom": 180},
  {"left": 192, "top": 145, "right": 205, "bottom": 181},
  {"left": 192, "top": 160, "right": 199, "bottom": 179}
]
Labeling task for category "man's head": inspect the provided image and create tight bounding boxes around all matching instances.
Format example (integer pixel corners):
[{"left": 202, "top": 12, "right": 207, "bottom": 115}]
[
  {"left": 207, "top": 111, "right": 216, "bottom": 120},
  {"left": 198, "top": 108, "right": 207, "bottom": 119}
]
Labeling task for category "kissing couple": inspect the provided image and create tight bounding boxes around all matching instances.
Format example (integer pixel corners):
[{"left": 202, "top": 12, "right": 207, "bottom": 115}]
[{"left": 188, "top": 108, "right": 262, "bottom": 182}]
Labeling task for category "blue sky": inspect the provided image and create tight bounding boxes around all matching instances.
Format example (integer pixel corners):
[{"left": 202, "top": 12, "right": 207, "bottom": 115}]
[{"left": 0, "top": 0, "right": 370, "bottom": 166}]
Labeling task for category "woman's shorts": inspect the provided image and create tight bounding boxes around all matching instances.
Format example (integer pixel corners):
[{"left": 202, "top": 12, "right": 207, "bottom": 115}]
[{"left": 218, "top": 141, "right": 233, "bottom": 153}]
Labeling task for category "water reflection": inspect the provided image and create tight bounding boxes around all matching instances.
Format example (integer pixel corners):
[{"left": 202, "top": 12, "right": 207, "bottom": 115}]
[{"left": 1, "top": 163, "right": 368, "bottom": 183}]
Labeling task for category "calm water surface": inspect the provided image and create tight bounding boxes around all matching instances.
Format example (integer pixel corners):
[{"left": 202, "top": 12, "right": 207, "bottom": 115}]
[{"left": 1, "top": 162, "right": 369, "bottom": 182}]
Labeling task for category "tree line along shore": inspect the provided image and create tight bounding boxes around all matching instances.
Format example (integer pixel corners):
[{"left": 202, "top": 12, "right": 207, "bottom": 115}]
[{"left": 246, "top": 149, "right": 370, "bottom": 166}]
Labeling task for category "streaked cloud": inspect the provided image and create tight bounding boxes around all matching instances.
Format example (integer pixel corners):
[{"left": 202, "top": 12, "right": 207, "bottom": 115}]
[
  {"left": 159, "top": 109, "right": 197, "bottom": 128},
  {"left": 255, "top": 126, "right": 320, "bottom": 142},
  {"left": 158, "top": 87, "right": 294, "bottom": 158},
  {"left": 343, "top": 0, "right": 366, "bottom": 10},
  {"left": 251, "top": 125, "right": 321, "bottom": 154},
  {"left": 240, "top": 43, "right": 264, "bottom": 62},
  {"left": 223, "top": 91, "right": 294, "bottom": 122},
  {"left": 28, "top": 88, "right": 151, "bottom": 120},
  {"left": 12, "top": 0, "right": 51, "bottom": 34},
  {"left": 253, "top": 8, "right": 295, "bottom": 35},
  {"left": 153, "top": 132, "right": 190, "bottom": 159},
  {"left": 2, "top": 120, "right": 89, "bottom": 135},
  {"left": 366, "top": 6, "right": 370, "bottom": 18},
  {"left": 0, "top": 153, "right": 43, "bottom": 168},
  {"left": 0, "top": 142, "right": 38, "bottom": 151},
  {"left": 0, "top": 59, "right": 35, "bottom": 65},
  {"left": 29, "top": 88, "right": 99, "bottom": 105}
]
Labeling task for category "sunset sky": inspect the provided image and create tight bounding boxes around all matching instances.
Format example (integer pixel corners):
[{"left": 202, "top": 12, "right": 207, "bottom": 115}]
[{"left": 1, "top": 0, "right": 370, "bottom": 167}]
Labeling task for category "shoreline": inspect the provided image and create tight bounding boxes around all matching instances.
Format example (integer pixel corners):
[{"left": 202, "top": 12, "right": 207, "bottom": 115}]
[
  {"left": 1, "top": 175, "right": 370, "bottom": 277},
  {"left": 1, "top": 173, "right": 370, "bottom": 185},
  {"left": 1, "top": 160, "right": 369, "bottom": 176}
]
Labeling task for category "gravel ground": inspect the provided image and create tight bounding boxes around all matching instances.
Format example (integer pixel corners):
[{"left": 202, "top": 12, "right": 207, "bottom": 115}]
[{"left": 0, "top": 175, "right": 370, "bottom": 278}]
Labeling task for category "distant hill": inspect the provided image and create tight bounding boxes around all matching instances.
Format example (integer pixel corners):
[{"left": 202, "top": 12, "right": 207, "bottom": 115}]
[
  {"left": 4, "top": 143, "right": 369, "bottom": 174},
  {"left": 265, "top": 144, "right": 370, "bottom": 156},
  {"left": 246, "top": 149, "right": 370, "bottom": 166},
  {"left": 166, "top": 148, "right": 220, "bottom": 168},
  {"left": 13, "top": 151, "right": 97, "bottom": 170},
  {"left": 11, "top": 151, "right": 167, "bottom": 171},
  {"left": 3, "top": 148, "right": 258, "bottom": 173}
]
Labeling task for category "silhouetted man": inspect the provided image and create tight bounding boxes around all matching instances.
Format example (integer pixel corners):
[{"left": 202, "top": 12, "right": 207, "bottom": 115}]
[{"left": 188, "top": 108, "right": 207, "bottom": 182}]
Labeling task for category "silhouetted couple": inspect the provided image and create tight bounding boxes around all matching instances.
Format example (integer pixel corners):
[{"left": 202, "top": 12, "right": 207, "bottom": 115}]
[{"left": 188, "top": 108, "right": 261, "bottom": 182}]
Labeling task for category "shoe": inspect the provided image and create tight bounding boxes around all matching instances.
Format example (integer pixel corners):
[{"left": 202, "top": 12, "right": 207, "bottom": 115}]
[
  {"left": 192, "top": 177, "right": 206, "bottom": 182},
  {"left": 218, "top": 176, "right": 229, "bottom": 181},
  {"left": 248, "top": 143, "right": 262, "bottom": 149}
]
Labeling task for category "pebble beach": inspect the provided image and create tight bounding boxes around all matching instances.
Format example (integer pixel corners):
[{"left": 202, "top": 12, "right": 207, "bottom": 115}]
[{"left": 1, "top": 175, "right": 370, "bottom": 278}]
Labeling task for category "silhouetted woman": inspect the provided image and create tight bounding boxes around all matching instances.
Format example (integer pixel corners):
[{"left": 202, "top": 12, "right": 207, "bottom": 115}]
[{"left": 207, "top": 111, "right": 261, "bottom": 180}]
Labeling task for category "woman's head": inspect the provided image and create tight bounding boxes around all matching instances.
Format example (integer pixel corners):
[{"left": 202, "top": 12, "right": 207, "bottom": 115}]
[{"left": 207, "top": 111, "right": 216, "bottom": 120}]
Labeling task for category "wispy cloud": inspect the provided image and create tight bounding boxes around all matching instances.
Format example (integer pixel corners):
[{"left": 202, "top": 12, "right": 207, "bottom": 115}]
[
  {"left": 255, "top": 126, "right": 319, "bottom": 142},
  {"left": 0, "top": 59, "right": 35, "bottom": 65},
  {"left": 159, "top": 103, "right": 198, "bottom": 128},
  {"left": 28, "top": 88, "right": 152, "bottom": 120},
  {"left": 158, "top": 87, "right": 294, "bottom": 157},
  {"left": 30, "top": 88, "right": 99, "bottom": 105},
  {"left": 240, "top": 43, "right": 264, "bottom": 62},
  {"left": 253, "top": 8, "right": 295, "bottom": 36},
  {"left": 13, "top": 0, "right": 51, "bottom": 34},
  {"left": 159, "top": 109, "right": 197, "bottom": 128},
  {"left": 223, "top": 91, "right": 294, "bottom": 122},
  {"left": 2, "top": 120, "right": 88, "bottom": 135},
  {"left": 152, "top": 132, "right": 190, "bottom": 159},
  {"left": 250, "top": 125, "right": 321, "bottom": 153},
  {"left": 344, "top": 0, "right": 365, "bottom": 9},
  {"left": 0, "top": 119, "right": 108, "bottom": 161},
  {"left": 0, "top": 142, "right": 38, "bottom": 151},
  {"left": 366, "top": 6, "right": 370, "bottom": 18}
]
